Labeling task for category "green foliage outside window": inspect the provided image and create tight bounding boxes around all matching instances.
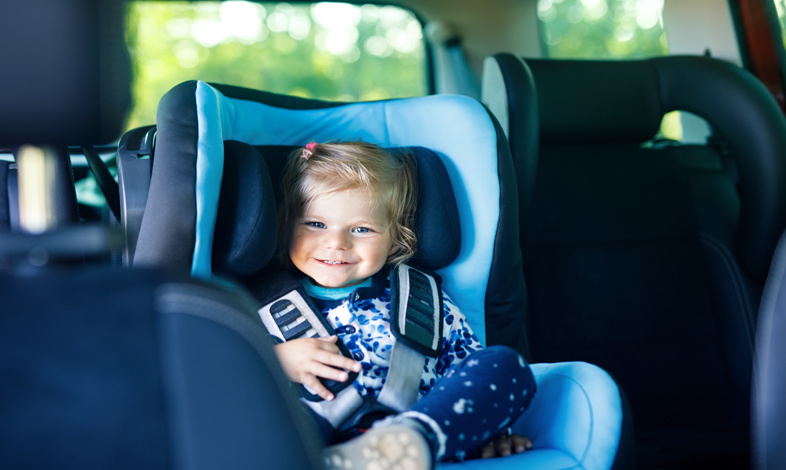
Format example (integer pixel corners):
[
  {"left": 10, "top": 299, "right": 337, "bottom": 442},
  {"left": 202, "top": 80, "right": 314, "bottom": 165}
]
[
  {"left": 124, "top": 2, "right": 426, "bottom": 131},
  {"left": 773, "top": 0, "right": 786, "bottom": 47},
  {"left": 538, "top": 0, "right": 668, "bottom": 59}
]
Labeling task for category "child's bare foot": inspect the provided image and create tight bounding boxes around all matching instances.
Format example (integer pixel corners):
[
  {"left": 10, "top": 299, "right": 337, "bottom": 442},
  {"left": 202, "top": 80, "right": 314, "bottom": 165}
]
[{"left": 480, "top": 432, "right": 533, "bottom": 458}]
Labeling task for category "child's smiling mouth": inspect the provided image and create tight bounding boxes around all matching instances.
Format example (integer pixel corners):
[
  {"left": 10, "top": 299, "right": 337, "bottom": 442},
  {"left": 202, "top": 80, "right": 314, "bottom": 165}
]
[{"left": 318, "top": 259, "right": 350, "bottom": 265}]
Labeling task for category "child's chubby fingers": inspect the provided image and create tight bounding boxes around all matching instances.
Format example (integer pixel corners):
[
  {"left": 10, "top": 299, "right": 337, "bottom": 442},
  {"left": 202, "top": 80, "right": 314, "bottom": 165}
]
[
  {"left": 301, "top": 374, "right": 336, "bottom": 401},
  {"left": 315, "top": 336, "right": 361, "bottom": 373},
  {"left": 309, "top": 360, "right": 354, "bottom": 383},
  {"left": 273, "top": 336, "right": 361, "bottom": 386}
]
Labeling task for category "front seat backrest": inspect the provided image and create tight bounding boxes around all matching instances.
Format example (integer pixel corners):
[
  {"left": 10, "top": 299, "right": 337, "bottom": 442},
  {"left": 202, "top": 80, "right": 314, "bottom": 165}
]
[{"left": 0, "top": 267, "right": 321, "bottom": 469}]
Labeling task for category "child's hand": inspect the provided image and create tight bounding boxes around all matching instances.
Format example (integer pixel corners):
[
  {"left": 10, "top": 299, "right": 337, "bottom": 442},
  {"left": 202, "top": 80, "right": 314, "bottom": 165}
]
[
  {"left": 480, "top": 432, "right": 532, "bottom": 458},
  {"left": 274, "top": 335, "right": 361, "bottom": 401}
]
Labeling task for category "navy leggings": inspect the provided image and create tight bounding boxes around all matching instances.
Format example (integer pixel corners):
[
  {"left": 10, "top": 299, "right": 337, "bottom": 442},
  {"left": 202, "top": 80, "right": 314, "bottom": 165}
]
[
  {"left": 409, "top": 345, "right": 536, "bottom": 460},
  {"left": 307, "top": 345, "right": 536, "bottom": 461}
]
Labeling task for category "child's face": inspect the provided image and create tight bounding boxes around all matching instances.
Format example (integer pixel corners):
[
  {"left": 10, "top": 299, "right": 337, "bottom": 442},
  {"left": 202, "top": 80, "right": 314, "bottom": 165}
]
[{"left": 289, "top": 188, "right": 394, "bottom": 288}]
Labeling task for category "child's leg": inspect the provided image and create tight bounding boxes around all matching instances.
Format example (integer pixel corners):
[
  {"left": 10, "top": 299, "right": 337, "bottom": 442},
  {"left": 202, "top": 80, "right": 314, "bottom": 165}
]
[{"left": 406, "top": 345, "right": 536, "bottom": 461}]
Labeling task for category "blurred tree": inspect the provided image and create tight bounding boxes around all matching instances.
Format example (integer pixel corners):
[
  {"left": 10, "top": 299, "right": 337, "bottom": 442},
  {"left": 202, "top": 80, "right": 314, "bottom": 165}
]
[
  {"left": 124, "top": 1, "right": 671, "bottom": 132},
  {"left": 538, "top": 0, "right": 668, "bottom": 59},
  {"left": 124, "top": 2, "right": 426, "bottom": 131},
  {"left": 80, "top": 0, "right": 679, "bottom": 207},
  {"left": 537, "top": 0, "right": 679, "bottom": 139}
]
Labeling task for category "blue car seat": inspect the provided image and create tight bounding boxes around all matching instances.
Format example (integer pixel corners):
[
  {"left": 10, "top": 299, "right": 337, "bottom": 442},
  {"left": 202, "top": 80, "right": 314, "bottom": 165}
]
[{"left": 122, "top": 80, "right": 630, "bottom": 469}]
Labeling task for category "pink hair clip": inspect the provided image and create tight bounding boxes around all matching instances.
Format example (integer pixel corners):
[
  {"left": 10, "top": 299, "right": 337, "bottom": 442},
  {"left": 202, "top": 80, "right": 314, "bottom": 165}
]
[{"left": 301, "top": 142, "right": 317, "bottom": 160}]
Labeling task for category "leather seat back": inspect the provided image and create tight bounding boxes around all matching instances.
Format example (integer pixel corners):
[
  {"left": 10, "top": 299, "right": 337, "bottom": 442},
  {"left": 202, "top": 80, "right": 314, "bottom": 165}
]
[{"left": 483, "top": 53, "right": 786, "bottom": 466}]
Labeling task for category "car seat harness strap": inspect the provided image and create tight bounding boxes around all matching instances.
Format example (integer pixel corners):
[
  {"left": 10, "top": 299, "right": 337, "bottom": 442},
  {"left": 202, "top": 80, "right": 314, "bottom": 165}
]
[{"left": 255, "top": 264, "right": 443, "bottom": 431}]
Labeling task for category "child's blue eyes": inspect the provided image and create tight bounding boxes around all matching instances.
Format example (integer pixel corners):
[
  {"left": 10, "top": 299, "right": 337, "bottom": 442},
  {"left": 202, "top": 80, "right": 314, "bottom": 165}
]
[{"left": 303, "top": 222, "right": 373, "bottom": 234}]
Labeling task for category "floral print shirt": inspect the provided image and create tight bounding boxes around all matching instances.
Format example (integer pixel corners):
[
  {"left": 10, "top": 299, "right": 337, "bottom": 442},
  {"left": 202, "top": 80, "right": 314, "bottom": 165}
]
[{"left": 302, "top": 267, "right": 483, "bottom": 399}]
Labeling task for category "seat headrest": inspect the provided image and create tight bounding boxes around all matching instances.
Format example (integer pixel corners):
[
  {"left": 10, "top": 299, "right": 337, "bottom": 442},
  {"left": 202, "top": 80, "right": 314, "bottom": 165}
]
[
  {"left": 406, "top": 147, "right": 462, "bottom": 270},
  {"left": 522, "top": 56, "right": 786, "bottom": 280},
  {"left": 0, "top": 0, "right": 130, "bottom": 146},
  {"left": 526, "top": 58, "right": 663, "bottom": 146},
  {"left": 211, "top": 141, "right": 278, "bottom": 276}
]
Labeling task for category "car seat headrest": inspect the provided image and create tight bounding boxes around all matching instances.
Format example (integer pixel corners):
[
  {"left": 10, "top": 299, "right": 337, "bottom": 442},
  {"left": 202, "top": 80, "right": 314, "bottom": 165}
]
[
  {"left": 211, "top": 141, "right": 278, "bottom": 276},
  {"left": 217, "top": 144, "right": 460, "bottom": 276},
  {"left": 0, "top": 0, "right": 131, "bottom": 146},
  {"left": 527, "top": 59, "right": 663, "bottom": 146},
  {"left": 406, "top": 146, "right": 462, "bottom": 270}
]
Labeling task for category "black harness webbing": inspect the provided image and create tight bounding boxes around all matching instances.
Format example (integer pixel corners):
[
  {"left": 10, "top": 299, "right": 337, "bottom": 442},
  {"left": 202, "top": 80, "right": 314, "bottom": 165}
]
[{"left": 254, "top": 264, "right": 443, "bottom": 430}]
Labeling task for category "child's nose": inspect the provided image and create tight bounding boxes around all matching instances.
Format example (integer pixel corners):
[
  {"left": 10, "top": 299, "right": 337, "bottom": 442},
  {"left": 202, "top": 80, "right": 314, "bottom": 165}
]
[{"left": 323, "top": 230, "right": 351, "bottom": 250}]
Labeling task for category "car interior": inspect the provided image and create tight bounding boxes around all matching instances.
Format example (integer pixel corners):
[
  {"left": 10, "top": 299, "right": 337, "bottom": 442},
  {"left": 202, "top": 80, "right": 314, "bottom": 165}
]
[{"left": 2, "top": 1, "right": 786, "bottom": 469}]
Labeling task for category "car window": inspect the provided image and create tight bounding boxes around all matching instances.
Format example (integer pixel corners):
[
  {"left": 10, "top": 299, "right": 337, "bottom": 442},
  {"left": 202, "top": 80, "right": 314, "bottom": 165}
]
[
  {"left": 537, "top": 0, "right": 668, "bottom": 59},
  {"left": 772, "top": 0, "right": 786, "bottom": 47},
  {"left": 69, "top": 2, "right": 427, "bottom": 214},
  {"left": 124, "top": 1, "right": 427, "bottom": 130}
]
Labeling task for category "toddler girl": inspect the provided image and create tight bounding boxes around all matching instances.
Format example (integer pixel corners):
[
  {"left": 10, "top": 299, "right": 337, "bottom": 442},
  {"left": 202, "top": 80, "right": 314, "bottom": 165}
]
[{"left": 272, "top": 141, "right": 536, "bottom": 470}]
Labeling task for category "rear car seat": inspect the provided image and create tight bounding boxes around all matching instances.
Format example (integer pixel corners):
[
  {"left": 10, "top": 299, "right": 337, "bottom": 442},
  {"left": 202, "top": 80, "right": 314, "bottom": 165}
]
[{"left": 482, "top": 53, "right": 786, "bottom": 467}]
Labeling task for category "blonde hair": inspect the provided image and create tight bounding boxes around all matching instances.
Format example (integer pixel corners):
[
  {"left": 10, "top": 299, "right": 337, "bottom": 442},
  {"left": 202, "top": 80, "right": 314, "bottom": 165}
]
[{"left": 278, "top": 140, "right": 418, "bottom": 267}]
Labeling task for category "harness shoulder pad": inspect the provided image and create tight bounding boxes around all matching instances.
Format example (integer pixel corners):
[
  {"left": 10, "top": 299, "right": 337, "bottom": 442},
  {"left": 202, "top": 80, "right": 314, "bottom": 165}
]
[
  {"left": 253, "top": 272, "right": 358, "bottom": 401},
  {"left": 259, "top": 289, "right": 331, "bottom": 342},
  {"left": 389, "top": 264, "right": 444, "bottom": 358}
]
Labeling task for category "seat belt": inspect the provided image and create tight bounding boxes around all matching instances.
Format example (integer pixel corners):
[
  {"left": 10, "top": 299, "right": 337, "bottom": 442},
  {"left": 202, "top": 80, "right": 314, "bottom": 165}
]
[
  {"left": 256, "top": 264, "right": 443, "bottom": 429},
  {"left": 81, "top": 145, "right": 121, "bottom": 222},
  {"left": 116, "top": 125, "right": 155, "bottom": 265}
]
